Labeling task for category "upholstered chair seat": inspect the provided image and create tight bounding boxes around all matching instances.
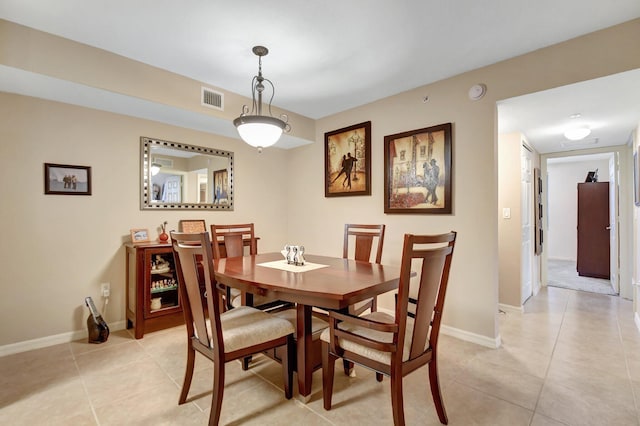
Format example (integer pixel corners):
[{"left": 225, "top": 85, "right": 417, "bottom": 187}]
[
  {"left": 320, "top": 311, "right": 422, "bottom": 365},
  {"left": 203, "top": 306, "right": 294, "bottom": 353}
]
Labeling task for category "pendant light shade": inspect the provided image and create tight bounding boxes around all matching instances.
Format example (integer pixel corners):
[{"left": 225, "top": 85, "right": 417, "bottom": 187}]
[
  {"left": 233, "top": 115, "right": 285, "bottom": 149},
  {"left": 150, "top": 162, "right": 161, "bottom": 176},
  {"left": 234, "top": 46, "right": 290, "bottom": 152}
]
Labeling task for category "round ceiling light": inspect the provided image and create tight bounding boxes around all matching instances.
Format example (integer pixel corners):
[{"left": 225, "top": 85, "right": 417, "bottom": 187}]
[{"left": 564, "top": 127, "right": 591, "bottom": 141}]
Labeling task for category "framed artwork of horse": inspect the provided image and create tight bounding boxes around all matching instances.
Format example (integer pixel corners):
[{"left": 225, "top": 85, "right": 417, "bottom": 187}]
[{"left": 383, "top": 123, "right": 452, "bottom": 214}]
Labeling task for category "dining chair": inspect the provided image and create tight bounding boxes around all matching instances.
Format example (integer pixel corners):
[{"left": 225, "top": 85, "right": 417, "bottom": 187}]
[
  {"left": 321, "top": 231, "right": 457, "bottom": 425},
  {"left": 210, "top": 223, "right": 254, "bottom": 311},
  {"left": 178, "top": 219, "right": 207, "bottom": 234},
  {"left": 171, "top": 231, "right": 295, "bottom": 426},
  {"left": 343, "top": 223, "right": 386, "bottom": 315},
  {"left": 210, "top": 223, "right": 284, "bottom": 311},
  {"left": 211, "top": 223, "right": 293, "bottom": 370}
]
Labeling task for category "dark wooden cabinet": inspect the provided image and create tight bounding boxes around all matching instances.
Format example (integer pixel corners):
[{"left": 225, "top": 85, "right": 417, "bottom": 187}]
[
  {"left": 577, "top": 182, "right": 610, "bottom": 279},
  {"left": 125, "top": 242, "right": 184, "bottom": 338}
]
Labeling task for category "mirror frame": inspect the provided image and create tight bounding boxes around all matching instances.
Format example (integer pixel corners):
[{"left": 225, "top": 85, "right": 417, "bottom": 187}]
[{"left": 140, "top": 136, "right": 234, "bottom": 210}]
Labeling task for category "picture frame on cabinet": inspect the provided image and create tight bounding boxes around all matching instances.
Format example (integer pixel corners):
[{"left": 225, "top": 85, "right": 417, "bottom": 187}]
[
  {"left": 324, "top": 121, "right": 371, "bottom": 197},
  {"left": 383, "top": 122, "right": 452, "bottom": 214},
  {"left": 44, "top": 163, "right": 92, "bottom": 195},
  {"left": 130, "top": 228, "right": 150, "bottom": 244}
]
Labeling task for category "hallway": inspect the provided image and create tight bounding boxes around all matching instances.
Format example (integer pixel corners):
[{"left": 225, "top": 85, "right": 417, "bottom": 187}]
[{"left": 547, "top": 258, "right": 617, "bottom": 295}]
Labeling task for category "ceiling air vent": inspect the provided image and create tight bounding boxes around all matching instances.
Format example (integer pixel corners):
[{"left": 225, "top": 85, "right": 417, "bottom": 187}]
[
  {"left": 201, "top": 87, "right": 224, "bottom": 110},
  {"left": 153, "top": 157, "right": 173, "bottom": 168}
]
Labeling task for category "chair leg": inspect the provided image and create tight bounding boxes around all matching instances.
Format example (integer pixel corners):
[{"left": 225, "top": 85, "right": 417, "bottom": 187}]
[
  {"left": 322, "top": 341, "right": 337, "bottom": 410},
  {"left": 376, "top": 372, "right": 384, "bottom": 382},
  {"left": 225, "top": 286, "right": 234, "bottom": 311},
  {"left": 242, "top": 356, "right": 252, "bottom": 371},
  {"left": 390, "top": 371, "right": 405, "bottom": 426},
  {"left": 429, "top": 359, "right": 448, "bottom": 424},
  {"left": 209, "top": 361, "right": 225, "bottom": 426},
  {"left": 281, "top": 335, "right": 294, "bottom": 399},
  {"left": 343, "top": 360, "right": 354, "bottom": 376},
  {"left": 179, "top": 344, "right": 196, "bottom": 404}
]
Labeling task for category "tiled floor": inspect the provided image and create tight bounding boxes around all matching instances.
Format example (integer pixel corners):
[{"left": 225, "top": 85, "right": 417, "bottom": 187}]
[{"left": 2, "top": 286, "right": 640, "bottom": 425}]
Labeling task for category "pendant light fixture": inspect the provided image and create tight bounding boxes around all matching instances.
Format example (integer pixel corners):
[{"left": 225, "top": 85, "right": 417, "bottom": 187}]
[
  {"left": 233, "top": 46, "right": 290, "bottom": 152},
  {"left": 150, "top": 162, "right": 161, "bottom": 176}
]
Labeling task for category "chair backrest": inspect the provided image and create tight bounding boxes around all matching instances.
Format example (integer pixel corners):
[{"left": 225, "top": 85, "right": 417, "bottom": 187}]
[
  {"left": 171, "top": 231, "right": 223, "bottom": 356},
  {"left": 178, "top": 220, "right": 207, "bottom": 234},
  {"left": 210, "top": 223, "right": 257, "bottom": 259},
  {"left": 395, "top": 232, "right": 456, "bottom": 362},
  {"left": 343, "top": 224, "right": 385, "bottom": 264}
]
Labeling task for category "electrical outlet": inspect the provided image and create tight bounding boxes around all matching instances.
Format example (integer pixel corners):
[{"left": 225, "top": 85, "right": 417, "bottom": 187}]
[{"left": 101, "top": 282, "right": 111, "bottom": 298}]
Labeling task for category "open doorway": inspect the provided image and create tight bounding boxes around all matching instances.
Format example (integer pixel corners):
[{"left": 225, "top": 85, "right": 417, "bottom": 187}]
[
  {"left": 497, "top": 70, "right": 638, "bottom": 308},
  {"left": 544, "top": 153, "right": 619, "bottom": 296}
]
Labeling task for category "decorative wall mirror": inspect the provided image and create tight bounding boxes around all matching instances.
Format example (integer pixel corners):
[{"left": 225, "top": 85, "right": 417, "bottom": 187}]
[{"left": 140, "top": 136, "right": 234, "bottom": 210}]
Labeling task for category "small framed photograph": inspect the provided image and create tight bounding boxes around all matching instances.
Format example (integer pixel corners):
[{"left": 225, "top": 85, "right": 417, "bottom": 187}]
[
  {"left": 130, "top": 228, "right": 150, "bottom": 244},
  {"left": 324, "top": 121, "right": 371, "bottom": 197},
  {"left": 384, "top": 123, "right": 452, "bottom": 214},
  {"left": 44, "top": 163, "right": 92, "bottom": 195}
]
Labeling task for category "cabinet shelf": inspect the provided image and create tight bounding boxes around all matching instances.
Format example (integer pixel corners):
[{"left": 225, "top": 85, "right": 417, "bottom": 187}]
[{"left": 151, "top": 285, "right": 178, "bottom": 294}]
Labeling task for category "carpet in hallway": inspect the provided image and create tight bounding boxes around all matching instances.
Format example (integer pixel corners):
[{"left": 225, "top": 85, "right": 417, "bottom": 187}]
[{"left": 547, "top": 258, "right": 617, "bottom": 295}]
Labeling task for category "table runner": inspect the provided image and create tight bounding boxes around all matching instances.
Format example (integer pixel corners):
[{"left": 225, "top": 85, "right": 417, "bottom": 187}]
[{"left": 257, "top": 259, "right": 329, "bottom": 273}]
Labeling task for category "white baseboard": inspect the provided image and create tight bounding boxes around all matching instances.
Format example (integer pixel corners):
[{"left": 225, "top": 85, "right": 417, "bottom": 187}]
[
  {"left": 498, "top": 303, "right": 524, "bottom": 314},
  {"left": 440, "top": 324, "right": 501, "bottom": 349},
  {"left": 0, "top": 320, "right": 127, "bottom": 358},
  {"left": 378, "top": 307, "right": 500, "bottom": 349}
]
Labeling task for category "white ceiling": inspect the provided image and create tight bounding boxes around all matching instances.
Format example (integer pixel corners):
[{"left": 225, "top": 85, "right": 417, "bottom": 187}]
[
  {"left": 498, "top": 69, "right": 640, "bottom": 154},
  {"left": 1, "top": 0, "right": 639, "bottom": 152}
]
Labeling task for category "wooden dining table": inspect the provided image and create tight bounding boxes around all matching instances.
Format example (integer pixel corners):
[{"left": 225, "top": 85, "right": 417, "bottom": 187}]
[{"left": 213, "top": 252, "right": 403, "bottom": 400}]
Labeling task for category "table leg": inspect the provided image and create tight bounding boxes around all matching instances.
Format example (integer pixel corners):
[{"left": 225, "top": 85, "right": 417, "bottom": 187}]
[{"left": 296, "top": 304, "right": 313, "bottom": 399}]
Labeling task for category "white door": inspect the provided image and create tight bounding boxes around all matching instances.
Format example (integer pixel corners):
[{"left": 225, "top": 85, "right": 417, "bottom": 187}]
[
  {"left": 162, "top": 175, "right": 182, "bottom": 203},
  {"left": 608, "top": 154, "right": 619, "bottom": 293},
  {"left": 521, "top": 145, "right": 533, "bottom": 304}
]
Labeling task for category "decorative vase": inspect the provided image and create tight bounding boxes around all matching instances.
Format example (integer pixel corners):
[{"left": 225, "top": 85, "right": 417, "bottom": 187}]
[{"left": 159, "top": 232, "right": 169, "bottom": 243}]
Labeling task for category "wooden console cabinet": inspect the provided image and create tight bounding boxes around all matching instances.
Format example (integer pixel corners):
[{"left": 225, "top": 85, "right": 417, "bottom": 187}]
[{"left": 125, "top": 242, "right": 184, "bottom": 338}]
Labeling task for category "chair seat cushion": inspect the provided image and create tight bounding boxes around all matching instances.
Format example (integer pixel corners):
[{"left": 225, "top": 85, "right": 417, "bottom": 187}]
[
  {"left": 212, "top": 306, "right": 295, "bottom": 353},
  {"left": 320, "top": 311, "right": 424, "bottom": 365}
]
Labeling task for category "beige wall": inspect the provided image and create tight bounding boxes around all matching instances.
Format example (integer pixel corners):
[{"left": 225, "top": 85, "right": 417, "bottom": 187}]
[
  {"left": 498, "top": 133, "right": 524, "bottom": 308},
  {"left": 286, "top": 19, "right": 640, "bottom": 344},
  {"left": 0, "top": 93, "right": 290, "bottom": 348},
  {"left": 1, "top": 18, "right": 640, "bottom": 351}
]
